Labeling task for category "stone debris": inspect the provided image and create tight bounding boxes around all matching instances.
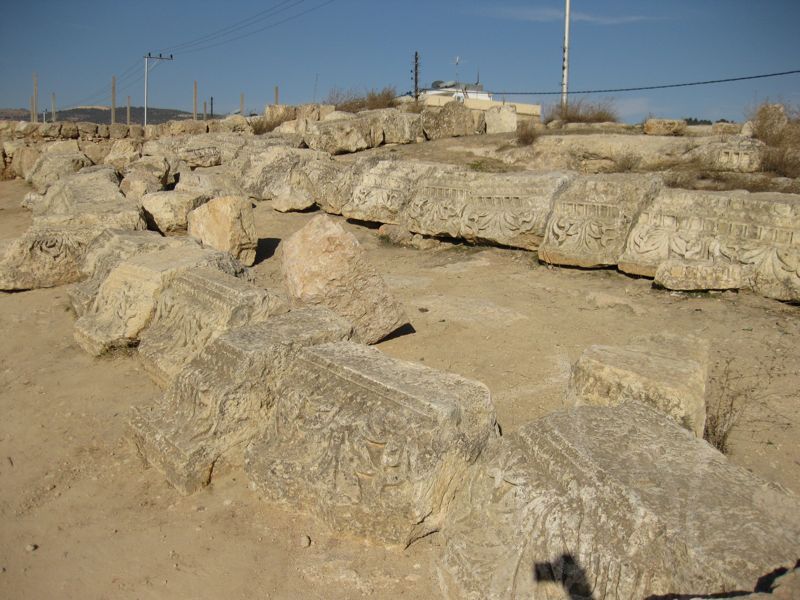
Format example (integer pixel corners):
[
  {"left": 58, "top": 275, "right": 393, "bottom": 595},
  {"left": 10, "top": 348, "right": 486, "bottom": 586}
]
[
  {"left": 303, "top": 109, "right": 421, "bottom": 155},
  {"left": 281, "top": 215, "right": 409, "bottom": 344},
  {"left": 73, "top": 246, "right": 248, "bottom": 356},
  {"left": 187, "top": 196, "right": 258, "bottom": 266},
  {"left": 421, "top": 101, "right": 483, "bottom": 140},
  {"left": 138, "top": 267, "right": 288, "bottom": 385},
  {"left": 245, "top": 341, "right": 497, "bottom": 546},
  {"left": 566, "top": 332, "right": 710, "bottom": 437},
  {"left": 141, "top": 190, "right": 209, "bottom": 233},
  {"left": 438, "top": 401, "right": 800, "bottom": 600},
  {"left": 643, "top": 118, "right": 688, "bottom": 136},
  {"left": 619, "top": 188, "right": 800, "bottom": 302},
  {"left": 538, "top": 173, "right": 663, "bottom": 267},
  {"left": 129, "top": 307, "right": 353, "bottom": 494},
  {"left": 68, "top": 229, "right": 197, "bottom": 317}
]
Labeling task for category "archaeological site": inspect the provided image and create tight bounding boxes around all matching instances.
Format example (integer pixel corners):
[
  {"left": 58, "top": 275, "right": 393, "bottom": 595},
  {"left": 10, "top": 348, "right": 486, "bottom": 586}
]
[{"left": 1, "top": 96, "right": 798, "bottom": 599}]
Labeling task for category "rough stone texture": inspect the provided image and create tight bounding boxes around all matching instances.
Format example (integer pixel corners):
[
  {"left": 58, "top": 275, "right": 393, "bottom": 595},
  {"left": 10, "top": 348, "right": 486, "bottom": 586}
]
[
  {"left": 281, "top": 215, "right": 409, "bottom": 344},
  {"left": 538, "top": 174, "right": 662, "bottom": 267},
  {"left": 304, "top": 117, "right": 374, "bottom": 155},
  {"left": 119, "top": 155, "right": 170, "bottom": 200},
  {"left": 484, "top": 105, "right": 518, "bottom": 134},
  {"left": 438, "top": 401, "right": 800, "bottom": 600},
  {"left": 168, "top": 120, "right": 208, "bottom": 136},
  {"left": 129, "top": 307, "right": 353, "bottom": 494},
  {"left": 421, "top": 101, "right": 483, "bottom": 140},
  {"left": 655, "top": 259, "right": 744, "bottom": 291},
  {"left": 566, "top": 333, "right": 710, "bottom": 437},
  {"left": 137, "top": 268, "right": 287, "bottom": 385},
  {"left": 187, "top": 196, "right": 258, "bottom": 266},
  {"left": 77, "top": 122, "right": 98, "bottom": 139},
  {"left": 27, "top": 150, "right": 91, "bottom": 193},
  {"left": 686, "top": 137, "right": 764, "bottom": 173},
  {"left": 404, "top": 170, "right": 575, "bottom": 250},
  {"left": 108, "top": 124, "right": 129, "bottom": 139},
  {"left": 68, "top": 229, "right": 196, "bottom": 317},
  {"left": 28, "top": 166, "right": 122, "bottom": 217},
  {"left": 174, "top": 166, "right": 243, "bottom": 198},
  {"left": 233, "top": 146, "right": 332, "bottom": 204},
  {"left": 11, "top": 145, "right": 42, "bottom": 180},
  {"left": 142, "top": 190, "right": 209, "bottom": 233},
  {"left": 103, "top": 139, "right": 141, "bottom": 171},
  {"left": 177, "top": 145, "right": 222, "bottom": 168},
  {"left": 643, "top": 118, "right": 688, "bottom": 136},
  {"left": 245, "top": 341, "right": 497, "bottom": 546},
  {"left": 73, "top": 246, "right": 248, "bottom": 356},
  {"left": 618, "top": 188, "right": 800, "bottom": 302},
  {"left": 711, "top": 121, "right": 742, "bottom": 135},
  {"left": 78, "top": 140, "right": 112, "bottom": 165}
]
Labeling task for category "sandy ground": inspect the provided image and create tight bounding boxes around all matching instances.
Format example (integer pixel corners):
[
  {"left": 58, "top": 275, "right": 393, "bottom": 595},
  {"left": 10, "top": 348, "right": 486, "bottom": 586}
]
[{"left": 1, "top": 173, "right": 799, "bottom": 599}]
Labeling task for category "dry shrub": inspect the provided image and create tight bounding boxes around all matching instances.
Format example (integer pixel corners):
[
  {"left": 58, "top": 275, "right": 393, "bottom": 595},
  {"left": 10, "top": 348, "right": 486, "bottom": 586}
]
[
  {"left": 612, "top": 153, "right": 641, "bottom": 172},
  {"left": 516, "top": 122, "right": 538, "bottom": 146},
  {"left": 251, "top": 113, "right": 294, "bottom": 135},
  {"left": 545, "top": 99, "right": 619, "bottom": 124},
  {"left": 751, "top": 102, "right": 800, "bottom": 178},
  {"left": 324, "top": 86, "right": 398, "bottom": 113}
]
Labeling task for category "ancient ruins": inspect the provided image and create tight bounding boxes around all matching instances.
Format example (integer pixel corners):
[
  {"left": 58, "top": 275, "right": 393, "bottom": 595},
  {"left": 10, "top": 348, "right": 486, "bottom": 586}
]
[{"left": 1, "top": 100, "right": 798, "bottom": 599}]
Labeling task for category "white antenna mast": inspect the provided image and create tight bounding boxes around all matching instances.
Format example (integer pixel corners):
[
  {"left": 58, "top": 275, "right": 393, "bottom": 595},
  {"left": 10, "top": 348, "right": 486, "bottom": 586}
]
[{"left": 561, "top": 0, "right": 571, "bottom": 111}]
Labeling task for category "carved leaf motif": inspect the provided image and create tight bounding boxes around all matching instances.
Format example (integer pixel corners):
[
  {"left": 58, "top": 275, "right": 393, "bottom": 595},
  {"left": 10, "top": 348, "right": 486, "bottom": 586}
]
[{"left": 550, "top": 217, "right": 616, "bottom": 252}]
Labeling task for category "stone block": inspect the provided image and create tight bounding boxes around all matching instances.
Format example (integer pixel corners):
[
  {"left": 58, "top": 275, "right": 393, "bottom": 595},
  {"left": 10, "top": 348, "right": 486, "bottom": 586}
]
[
  {"left": 129, "top": 307, "right": 354, "bottom": 494},
  {"left": 177, "top": 145, "right": 222, "bottom": 168},
  {"left": 138, "top": 267, "right": 287, "bottom": 385},
  {"left": 27, "top": 150, "right": 92, "bottom": 193},
  {"left": 245, "top": 341, "right": 497, "bottom": 546},
  {"left": 538, "top": 174, "right": 662, "bottom": 267},
  {"left": 654, "top": 259, "right": 743, "bottom": 291},
  {"left": 187, "top": 196, "right": 258, "bottom": 266},
  {"left": 103, "top": 139, "right": 141, "bottom": 171},
  {"left": 421, "top": 101, "right": 482, "bottom": 140},
  {"left": 484, "top": 105, "right": 517, "bottom": 134},
  {"left": 711, "top": 122, "right": 742, "bottom": 135},
  {"left": 643, "top": 118, "right": 687, "bottom": 136},
  {"left": 73, "top": 246, "right": 248, "bottom": 355},
  {"left": 142, "top": 190, "right": 209, "bottom": 233},
  {"left": 108, "top": 123, "right": 129, "bottom": 139},
  {"left": 281, "top": 215, "right": 409, "bottom": 344},
  {"left": 566, "top": 333, "right": 710, "bottom": 437},
  {"left": 438, "top": 402, "right": 800, "bottom": 600},
  {"left": 175, "top": 166, "right": 243, "bottom": 198}
]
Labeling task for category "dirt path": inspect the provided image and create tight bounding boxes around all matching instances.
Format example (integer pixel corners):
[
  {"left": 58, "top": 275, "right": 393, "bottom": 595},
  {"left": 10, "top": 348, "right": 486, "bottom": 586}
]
[{"left": 1, "top": 178, "right": 798, "bottom": 599}]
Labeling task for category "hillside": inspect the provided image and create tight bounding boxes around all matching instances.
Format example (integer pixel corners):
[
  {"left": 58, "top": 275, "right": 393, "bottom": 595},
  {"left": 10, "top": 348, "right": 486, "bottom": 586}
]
[{"left": 0, "top": 106, "right": 194, "bottom": 125}]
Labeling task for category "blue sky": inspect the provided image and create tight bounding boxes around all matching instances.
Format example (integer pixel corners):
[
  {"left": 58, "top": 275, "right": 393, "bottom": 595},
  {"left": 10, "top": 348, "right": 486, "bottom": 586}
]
[{"left": 1, "top": 0, "right": 798, "bottom": 122}]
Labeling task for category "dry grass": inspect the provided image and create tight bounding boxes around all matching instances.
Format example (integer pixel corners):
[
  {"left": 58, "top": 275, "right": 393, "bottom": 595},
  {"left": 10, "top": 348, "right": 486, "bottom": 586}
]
[
  {"left": 324, "top": 86, "right": 398, "bottom": 113},
  {"left": 250, "top": 113, "right": 294, "bottom": 135},
  {"left": 750, "top": 102, "right": 800, "bottom": 178},
  {"left": 611, "top": 153, "right": 641, "bottom": 172},
  {"left": 544, "top": 99, "right": 619, "bottom": 124},
  {"left": 516, "top": 122, "right": 539, "bottom": 146}
]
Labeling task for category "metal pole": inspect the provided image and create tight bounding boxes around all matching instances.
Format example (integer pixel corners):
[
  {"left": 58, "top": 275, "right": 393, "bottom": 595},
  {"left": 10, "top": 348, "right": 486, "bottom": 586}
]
[
  {"left": 127, "top": 96, "right": 131, "bottom": 126},
  {"left": 33, "top": 73, "right": 38, "bottom": 123},
  {"left": 414, "top": 51, "right": 420, "bottom": 102},
  {"left": 51, "top": 93, "right": 56, "bottom": 122},
  {"left": 203, "top": 100, "right": 207, "bottom": 121},
  {"left": 144, "top": 54, "right": 149, "bottom": 127},
  {"left": 111, "top": 75, "right": 117, "bottom": 124},
  {"left": 561, "top": 0, "right": 571, "bottom": 112},
  {"left": 210, "top": 96, "right": 214, "bottom": 118},
  {"left": 193, "top": 80, "right": 198, "bottom": 120}
]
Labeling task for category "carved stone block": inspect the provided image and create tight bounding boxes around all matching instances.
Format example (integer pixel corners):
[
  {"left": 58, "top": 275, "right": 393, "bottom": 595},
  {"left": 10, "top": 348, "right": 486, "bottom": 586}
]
[
  {"left": 654, "top": 259, "right": 743, "bottom": 291},
  {"left": 566, "top": 333, "right": 709, "bottom": 437},
  {"left": 129, "top": 307, "right": 354, "bottom": 494},
  {"left": 68, "top": 229, "right": 197, "bottom": 317},
  {"left": 618, "top": 189, "right": 800, "bottom": 302},
  {"left": 138, "top": 267, "right": 288, "bottom": 385},
  {"left": 245, "top": 341, "right": 497, "bottom": 546},
  {"left": 538, "top": 174, "right": 662, "bottom": 268},
  {"left": 74, "top": 246, "right": 248, "bottom": 356},
  {"left": 438, "top": 402, "right": 800, "bottom": 600}
]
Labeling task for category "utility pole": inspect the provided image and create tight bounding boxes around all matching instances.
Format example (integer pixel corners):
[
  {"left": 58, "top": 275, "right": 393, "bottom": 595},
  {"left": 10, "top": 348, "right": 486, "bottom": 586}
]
[
  {"left": 203, "top": 100, "right": 207, "bottom": 121},
  {"left": 51, "top": 93, "right": 56, "bottom": 122},
  {"left": 111, "top": 76, "right": 117, "bottom": 124},
  {"left": 143, "top": 52, "right": 174, "bottom": 127},
  {"left": 210, "top": 96, "right": 214, "bottom": 119},
  {"left": 274, "top": 86, "right": 279, "bottom": 106},
  {"left": 561, "top": 0, "right": 571, "bottom": 113},
  {"left": 240, "top": 93, "right": 245, "bottom": 115},
  {"left": 193, "top": 80, "right": 198, "bottom": 120},
  {"left": 413, "top": 51, "right": 420, "bottom": 102},
  {"left": 32, "top": 73, "right": 38, "bottom": 123},
  {"left": 127, "top": 96, "right": 131, "bottom": 126}
]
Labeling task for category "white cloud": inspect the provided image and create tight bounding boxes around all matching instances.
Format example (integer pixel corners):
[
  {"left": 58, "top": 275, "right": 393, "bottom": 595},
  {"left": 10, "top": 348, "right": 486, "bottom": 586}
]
[{"left": 482, "top": 6, "right": 657, "bottom": 26}]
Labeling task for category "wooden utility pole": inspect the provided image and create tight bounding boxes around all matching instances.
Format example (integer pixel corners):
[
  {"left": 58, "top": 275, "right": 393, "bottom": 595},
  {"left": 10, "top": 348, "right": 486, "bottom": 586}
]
[
  {"left": 51, "top": 93, "right": 56, "bottom": 122},
  {"left": 193, "top": 80, "right": 198, "bottom": 120},
  {"left": 127, "top": 96, "right": 131, "bottom": 126},
  {"left": 203, "top": 100, "right": 207, "bottom": 121},
  {"left": 29, "top": 96, "right": 34, "bottom": 123},
  {"left": 274, "top": 85, "right": 279, "bottom": 105},
  {"left": 111, "top": 76, "right": 117, "bottom": 124},
  {"left": 32, "top": 73, "right": 38, "bottom": 123},
  {"left": 210, "top": 96, "right": 214, "bottom": 118},
  {"left": 240, "top": 93, "right": 245, "bottom": 115}
]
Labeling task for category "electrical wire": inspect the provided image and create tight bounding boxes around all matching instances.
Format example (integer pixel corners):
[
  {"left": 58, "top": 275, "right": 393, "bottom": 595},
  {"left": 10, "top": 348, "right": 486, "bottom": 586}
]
[{"left": 490, "top": 69, "right": 800, "bottom": 96}]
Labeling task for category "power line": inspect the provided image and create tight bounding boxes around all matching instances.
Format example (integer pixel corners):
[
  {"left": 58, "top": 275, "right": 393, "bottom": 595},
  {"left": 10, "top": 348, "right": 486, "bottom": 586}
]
[{"left": 491, "top": 69, "right": 800, "bottom": 96}]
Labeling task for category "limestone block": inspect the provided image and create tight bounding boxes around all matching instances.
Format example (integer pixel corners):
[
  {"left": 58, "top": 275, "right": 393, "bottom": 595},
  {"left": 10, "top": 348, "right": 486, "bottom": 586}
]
[
  {"left": 174, "top": 166, "right": 243, "bottom": 198},
  {"left": 177, "top": 145, "right": 222, "bottom": 168},
  {"left": 141, "top": 190, "right": 209, "bottom": 233},
  {"left": 711, "top": 121, "right": 742, "bottom": 135},
  {"left": 245, "top": 341, "right": 497, "bottom": 546},
  {"left": 120, "top": 155, "right": 170, "bottom": 199},
  {"left": 217, "top": 114, "right": 251, "bottom": 133},
  {"left": 109, "top": 123, "right": 129, "bottom": 139},
  {"left": 304, "top": 117, "right": 374, "bottom": 154},
  {"left": 296, "top": 104, "right": 335, "bottom": 122},
  {"left": 78, "top": 140, "right": 112, "bottom": 165},
  {"left": 77, "top": 122, "right": 98, "bottom": 139},
  {"left": 264, "top": 104, "right": 297, "bottom": 123},
  {"left": 103, "top": 139, "right": 141, "bottom": 171},
  {"left": 0, "top": 224, "right": 100, "bottom": 290},
  {"left": 130, "top": 307, "right": 353, "bottom": 494},
  {"left": 74, "top": 246, "right": 248, "bottom": 355},
  {"left": 404, "top": 170, "right": 575, "bottom": 250},
  {"left": 187, "top": 196, "right": 257, "bottom": 266},
  {"left": 39, "top": 122, "right": 62, "bottom": 138},
  {"left": 484, "top": 105, "right": 517, "bottom": 134},
  {"left": 138, "top": 268, "right": 287, "bottom": 385},
  {"left": 421, "top": 101, "right": 482, "bottom": 140},
  {"left": 11, "top": 145, "right": 40, "bottom": 179},
  {"left": 322, "top": 110, "right": 354, "bottom": 122},
  {"left": 233, "top": 146, "right": 332, "bottom": 203},
  {"left": 281, "top": 215, "right": 409, "bottom": 344},
  {"left": 68, "top": 229, "right": 196, "bottom": 317},
  {"left": 654, "top": 259, "right": 743, "bottom": 291},
  {"left": 29, "top": 166, "right": 122, "bottom": 217},
  {"left": 168, "top": 120, "right": 208, "bottom": 136},
  {"left": 14, "top": 121, "right": 40, "bottom": 138},
  {"left": 643, "top": 118, "right": 687, "bottom": 136},
  {"left": 438, "top": 402, "right": 800, "bottom": 600},
  {"left": 566, "top": 333, "right": 709, "bottom": 436},
  {"left": 538, "top": 174, "right": 662, "bottom": 268},
  {"left": 359, "top": 108, "right": 422, "bottom": 145},
  {"left": 128, "top": 125, "right": 144, "bottom": 139},
  {"left": 27, "top": 150, "right": 91, "bottom": 192},
  {"left": 618, "top": 188, "right": 800, "bottom": 302},
  {"left": 96, "top": 124, "right": 110, "bottom": 139}
]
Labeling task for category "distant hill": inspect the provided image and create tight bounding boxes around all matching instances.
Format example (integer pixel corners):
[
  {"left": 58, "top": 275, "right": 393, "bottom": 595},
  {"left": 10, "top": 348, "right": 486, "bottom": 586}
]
[{"left": 0, "top": 106, "right": 197, "bottom": 125}]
